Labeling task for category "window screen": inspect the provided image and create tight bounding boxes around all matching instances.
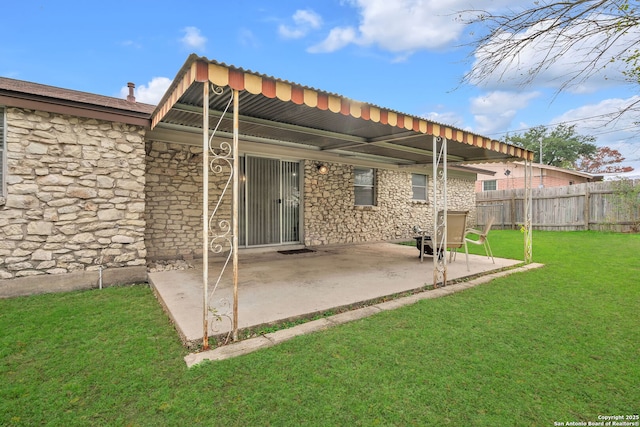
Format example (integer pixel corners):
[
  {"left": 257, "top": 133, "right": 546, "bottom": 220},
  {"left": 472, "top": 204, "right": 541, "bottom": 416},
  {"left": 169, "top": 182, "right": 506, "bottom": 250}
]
[
  {"left": 412, "top": 173, "right": 427, "bottom": 201},
  {"left": 354, "top": 167, "right": 376, "bottom": 206},
  {"left": 483, "top": 180, "right": 497, "bottom": 191}
]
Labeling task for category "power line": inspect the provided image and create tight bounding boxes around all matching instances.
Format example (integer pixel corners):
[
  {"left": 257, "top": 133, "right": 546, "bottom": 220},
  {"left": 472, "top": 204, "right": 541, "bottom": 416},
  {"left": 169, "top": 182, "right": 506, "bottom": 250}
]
[
  {"left": 483, "top": 113, "right": 607, "bottom": 136},
  {"left": 484, "top": 110, "right": 639, "bottom": 138},
  {"left": 589, "top": 125, "right": 640, "bottom": 137}
]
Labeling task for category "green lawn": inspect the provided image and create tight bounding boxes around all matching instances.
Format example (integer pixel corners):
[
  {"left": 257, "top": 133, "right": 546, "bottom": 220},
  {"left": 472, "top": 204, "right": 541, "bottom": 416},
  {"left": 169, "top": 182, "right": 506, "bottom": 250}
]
[{"left": 1, "top": 231, "right": 638, "bottom": 426}]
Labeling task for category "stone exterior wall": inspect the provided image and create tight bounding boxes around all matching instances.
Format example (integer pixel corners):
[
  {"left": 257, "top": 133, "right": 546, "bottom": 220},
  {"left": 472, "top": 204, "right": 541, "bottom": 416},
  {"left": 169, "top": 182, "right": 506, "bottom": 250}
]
[
  {"left": 145, "top": 141, "right": 231, "bottom": 260},
  {"left": 144, "top": 144, "right": 476, "bottom": 258},
  {"left": 0, "top": 109, "right": 478, "bottom": 291},
  {"left": 0, "top": 108, "right": 147, "bottom": 281},
  {"left": 304, "top": 160, "right": 476, "bottom": 246}
]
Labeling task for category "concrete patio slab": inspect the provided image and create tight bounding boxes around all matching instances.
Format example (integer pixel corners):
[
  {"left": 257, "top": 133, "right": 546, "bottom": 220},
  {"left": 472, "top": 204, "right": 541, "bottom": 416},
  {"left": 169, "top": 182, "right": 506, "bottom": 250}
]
[
  {"left": 149, "top": 242, "right": 531, "bottom": 350},
  {"left": 184, "top": 262, "right": 544, "bottom": 366}
]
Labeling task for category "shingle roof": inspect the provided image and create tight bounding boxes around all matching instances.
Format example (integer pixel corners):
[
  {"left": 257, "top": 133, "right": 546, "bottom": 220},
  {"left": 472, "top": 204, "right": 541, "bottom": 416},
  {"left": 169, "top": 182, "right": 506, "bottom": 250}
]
[{"left": 0, "top": 77, "right": 155, "bottom": 115}]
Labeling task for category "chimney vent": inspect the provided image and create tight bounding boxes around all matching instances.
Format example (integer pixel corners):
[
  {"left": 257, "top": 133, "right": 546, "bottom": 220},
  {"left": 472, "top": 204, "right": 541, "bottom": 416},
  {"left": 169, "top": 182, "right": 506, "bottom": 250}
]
[{"left": 127, "top": 82, "right": 136, "bottom": 102}]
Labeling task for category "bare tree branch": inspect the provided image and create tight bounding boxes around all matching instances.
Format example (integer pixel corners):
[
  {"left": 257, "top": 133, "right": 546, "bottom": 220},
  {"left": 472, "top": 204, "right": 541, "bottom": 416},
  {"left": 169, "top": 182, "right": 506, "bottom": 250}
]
[{"left": 464, "top": 0, "right": 640, "bottom": 93}]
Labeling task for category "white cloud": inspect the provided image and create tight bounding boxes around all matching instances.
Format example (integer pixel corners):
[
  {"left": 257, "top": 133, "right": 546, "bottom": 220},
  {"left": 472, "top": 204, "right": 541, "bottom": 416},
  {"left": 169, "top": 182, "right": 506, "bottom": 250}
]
[
  {"left": 239, "top": 28, "right": 260, "bottom": 48},
  {"left": 310, "top": 0, "right": 521, "bottom": 55},
  {"left": 308, "top": 27, "right": 358, "bottom": 53},
  {"left": 181, "top": 26, "right": 207, "bottom": 51},
  {"left": 121, "top": 40, "right": 142, "bottom": 49},
  {"left": 551, "top": 96, "right": 640, "bottom": 170},
  {"left": 356, "top": 0, "right": 465, "bottom": 51},
  {"left": 279, "top": 26, "right": 305, "bottom": 40},
  {"left": 295, "top": 9, "right": 322, "bottom": 28},
  {"left": 423, "top": 111, "right": 465, "bottom": 129},
  {"left": 553, "top": 96, "right": 640, "bottom": 128},
  {"left": 120, "top": 77, "right": 172, "bottom": 105},
  {"left": 470, "top": 90, "right": 540, "bottom": 135},
  {"left": 310, "top": 0, "right": 639, "bottom": 95},
  {"left": 279, "top": 9, "right": 323, "bottom": 39}
]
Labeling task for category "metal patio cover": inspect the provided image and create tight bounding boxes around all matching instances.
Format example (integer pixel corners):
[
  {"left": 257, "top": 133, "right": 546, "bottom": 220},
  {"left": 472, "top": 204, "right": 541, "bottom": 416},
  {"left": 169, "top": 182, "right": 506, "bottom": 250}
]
[
  {"left": 147, "top": 54, "right": 535, "bottom": 345},
  {"left": 150, "top": 54, "right": 533, "bottom": 165}
]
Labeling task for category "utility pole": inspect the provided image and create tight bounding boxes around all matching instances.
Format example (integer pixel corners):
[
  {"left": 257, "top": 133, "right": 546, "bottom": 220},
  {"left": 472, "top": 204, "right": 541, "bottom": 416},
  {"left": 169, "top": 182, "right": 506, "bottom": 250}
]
[{"left": 539, "top": 136, "right": 544, "bottom": 188}]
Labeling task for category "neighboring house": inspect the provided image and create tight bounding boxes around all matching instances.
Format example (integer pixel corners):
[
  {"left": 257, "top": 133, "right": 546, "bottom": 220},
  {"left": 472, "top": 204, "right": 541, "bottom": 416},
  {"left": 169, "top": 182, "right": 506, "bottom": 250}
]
[
  {"left": 602, "top": 171, "right": 640, "bottom": 181},
  {"left": 474, "top": 161, "right": 602, "bottom": 192},
  {"left": 0, "top": 54, "right": 533, "bottom": 295}
]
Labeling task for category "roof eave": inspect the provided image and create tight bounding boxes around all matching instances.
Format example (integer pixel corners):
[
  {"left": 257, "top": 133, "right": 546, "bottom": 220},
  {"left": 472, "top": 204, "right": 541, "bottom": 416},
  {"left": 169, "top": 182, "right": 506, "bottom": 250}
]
[
  {"left": 151, "top": 55, "right": 535, "bottom": 163},
  {"left": 0, "top": 91, "right": 152, "bottom": 127}
]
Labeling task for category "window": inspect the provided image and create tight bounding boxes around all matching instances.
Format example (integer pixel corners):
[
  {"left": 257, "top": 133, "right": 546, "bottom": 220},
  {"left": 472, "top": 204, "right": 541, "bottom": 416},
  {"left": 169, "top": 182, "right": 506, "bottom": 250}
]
[
  {"left": 482, "top": 180, "right": 497, "bottom": 191},
  {"left": 354, "top": 167, "right": 376, "bottom": 206},
  {"left": 411, "top": 173, "right": 428, "bottom": 201},
  {"left": 0, "top": 106, "right": 5, "bottom": 199}
]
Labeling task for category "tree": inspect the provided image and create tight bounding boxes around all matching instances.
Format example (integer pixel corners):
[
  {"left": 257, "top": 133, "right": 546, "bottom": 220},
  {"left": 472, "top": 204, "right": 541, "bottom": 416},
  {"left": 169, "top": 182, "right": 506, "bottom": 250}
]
[
  {"left": 575, "top": 146, "right": 635, "bottom": 173},
  {"left": 505, "top": 124, "right": 597, "bottom": 168},
  {"left": 464, "top": 0, "right": 640, "bottom": 112},
  {"left": 610, "top": 178, "right": 640, "bottom": 232}
]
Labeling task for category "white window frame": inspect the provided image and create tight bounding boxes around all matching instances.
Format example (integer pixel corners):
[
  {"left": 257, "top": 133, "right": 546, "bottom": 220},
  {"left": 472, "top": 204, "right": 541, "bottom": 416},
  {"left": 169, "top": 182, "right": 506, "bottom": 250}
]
[
  {"left": 354, "top": 167, "right": 376, "bottom": 206},
  {"left": 411, "top": 173, "right": 428, "bottom": 201},
  {"left": 482, "top": 180, "right": 497, "bottom": 191}
]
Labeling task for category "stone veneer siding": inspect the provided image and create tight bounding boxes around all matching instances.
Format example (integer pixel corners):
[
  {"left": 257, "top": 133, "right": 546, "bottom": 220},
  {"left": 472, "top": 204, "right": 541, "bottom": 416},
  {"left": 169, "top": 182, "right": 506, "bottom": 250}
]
[
  {"left": 145, "top": 141, "right": 231, "bottom": 260},
  {"left": 0, "top": 108, "right": 147, "bottom": 280},
  {"left": 144, "top": 142, "right": 476, "bottom": 258},
  {"left": 304, "top": 161, "right": 476, "bottom": 245}
]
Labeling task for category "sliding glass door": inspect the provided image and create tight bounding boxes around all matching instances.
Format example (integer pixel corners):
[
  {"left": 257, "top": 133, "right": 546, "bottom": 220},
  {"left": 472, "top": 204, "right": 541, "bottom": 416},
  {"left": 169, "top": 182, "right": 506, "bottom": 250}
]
[{"left": 239, "top": 156, "right": 300, "bottom": 246}]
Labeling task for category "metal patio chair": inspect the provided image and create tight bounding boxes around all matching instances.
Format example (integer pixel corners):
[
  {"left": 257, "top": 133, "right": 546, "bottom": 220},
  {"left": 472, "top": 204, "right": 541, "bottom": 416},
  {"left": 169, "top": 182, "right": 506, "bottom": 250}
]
[
  {"left": 439, "top": 210, "right": 469, "bottom": 264},
  {"left": 463, "top": 216, "right": 495, "bottom": 271},
  {"left": 415, "top": 211, "right": 469, "bottom": 263}
]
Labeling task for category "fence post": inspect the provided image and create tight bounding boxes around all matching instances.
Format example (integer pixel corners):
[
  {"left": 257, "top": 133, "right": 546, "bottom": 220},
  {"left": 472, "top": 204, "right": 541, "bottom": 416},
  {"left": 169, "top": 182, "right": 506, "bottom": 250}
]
[
  {"left": 474, "top": 180, "right": 639, "bottom": 231},
  {"left": 511, "top": 193, "right": 516, "bottom": 229},
  {"left": 584, "top": 185, "right": 590, "bottom": 231}
]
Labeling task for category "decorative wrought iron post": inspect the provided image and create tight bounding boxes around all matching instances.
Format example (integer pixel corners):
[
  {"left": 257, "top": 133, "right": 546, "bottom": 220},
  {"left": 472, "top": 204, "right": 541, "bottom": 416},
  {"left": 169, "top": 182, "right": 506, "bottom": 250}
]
[
  {"left": 432, "top": 136, "right": 447, "bottom": 288},
  {"left": 202, "top": 84, "right": 236, "bottom": 348},
  {"left": 524, "top": 157, "right": 533, "bottom": 263},
  {"left": 202, "top": 82, "right": 210, "bottom": 350},
  {"left": 232, "top": 89, "right": 239, "bottom": 342}
]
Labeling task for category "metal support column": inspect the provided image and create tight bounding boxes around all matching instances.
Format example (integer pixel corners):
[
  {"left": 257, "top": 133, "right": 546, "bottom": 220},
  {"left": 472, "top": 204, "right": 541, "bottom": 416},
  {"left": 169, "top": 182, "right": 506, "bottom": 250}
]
[
  {"left": 524, "top": 157, "right": 533, "bottom": 263},
  {"left": 432, "top": 136, "right": 447, "bottom": 288},
  {"left": 202, "top": 85, "right": 235, "bottom": 348},
  {"left": 232, "top": 90, "right": 239, "bottom": 342},
  {"left": 202, "top": 83, "right": 210, "bottom": 350}
]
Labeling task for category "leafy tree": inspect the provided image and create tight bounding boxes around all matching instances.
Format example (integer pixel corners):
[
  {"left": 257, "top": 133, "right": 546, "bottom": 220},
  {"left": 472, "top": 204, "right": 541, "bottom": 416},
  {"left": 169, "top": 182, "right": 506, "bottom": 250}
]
[
  {"left": 610, "top": 178, "right": 640, "bottom": 232},
  {"left": 575, "top": 146, "right": 635, "bottom": 173},
  {"left": 623, "top": 48, "right": 640, "bottom": 84},
  {"left": 505, "top": 124, "right": 597, "bottom": 168}
]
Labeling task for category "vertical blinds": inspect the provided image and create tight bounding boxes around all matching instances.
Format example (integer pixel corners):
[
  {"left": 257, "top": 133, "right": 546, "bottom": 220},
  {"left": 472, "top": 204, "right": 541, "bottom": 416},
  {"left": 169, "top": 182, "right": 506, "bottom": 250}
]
[
  {"left": 281, "top": 161, "right": 300, "bottom": 243},
  {"left": 239, "top": 156, "right": 300, "bottom": 246},
  {"left": 246, "top": 156, "right": 281, "bottom": 246}
]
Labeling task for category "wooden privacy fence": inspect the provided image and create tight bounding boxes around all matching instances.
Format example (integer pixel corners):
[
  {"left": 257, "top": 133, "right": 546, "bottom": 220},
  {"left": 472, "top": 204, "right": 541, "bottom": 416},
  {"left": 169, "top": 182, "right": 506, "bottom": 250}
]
[{"left": 476, "top": 180, "right": 640, "bottom": 232}]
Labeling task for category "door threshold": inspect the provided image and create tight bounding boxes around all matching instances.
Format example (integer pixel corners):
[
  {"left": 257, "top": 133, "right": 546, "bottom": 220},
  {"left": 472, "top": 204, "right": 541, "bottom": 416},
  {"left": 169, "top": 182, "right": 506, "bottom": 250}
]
[{"left": 239, "top": 244, "right": 306, "bottom": 255}]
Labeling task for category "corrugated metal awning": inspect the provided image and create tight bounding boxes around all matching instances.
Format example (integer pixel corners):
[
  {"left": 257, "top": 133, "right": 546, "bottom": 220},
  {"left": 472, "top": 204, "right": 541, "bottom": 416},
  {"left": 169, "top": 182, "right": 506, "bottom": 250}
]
[{"left": 151, "top": 54, "right": 534, "bottom": 165}]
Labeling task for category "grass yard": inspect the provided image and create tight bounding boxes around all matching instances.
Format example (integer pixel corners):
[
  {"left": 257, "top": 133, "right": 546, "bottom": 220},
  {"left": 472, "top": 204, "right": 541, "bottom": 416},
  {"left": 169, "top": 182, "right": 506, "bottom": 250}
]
[{"left": 1, "top": 231, "right": 638, "bottom": 426}]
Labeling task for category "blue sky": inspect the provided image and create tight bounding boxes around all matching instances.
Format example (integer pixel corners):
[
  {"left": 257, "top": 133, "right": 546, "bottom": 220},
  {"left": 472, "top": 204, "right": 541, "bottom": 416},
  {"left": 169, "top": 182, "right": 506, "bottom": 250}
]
[{"left": 2, "top": 0, "right": 639, "bottom": 172}]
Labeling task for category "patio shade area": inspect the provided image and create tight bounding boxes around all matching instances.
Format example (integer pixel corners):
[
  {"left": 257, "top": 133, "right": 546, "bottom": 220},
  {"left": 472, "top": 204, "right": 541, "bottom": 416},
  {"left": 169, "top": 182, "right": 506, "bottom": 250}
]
[
  {"left": 148, "top": 54, "right": 534, "bottom": 167},
  {"left": 149, "top": 243, "right": 523, "bottom": 347},
  {"left": 145, "top": 54, "right": 535, "bottom": 346}
]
